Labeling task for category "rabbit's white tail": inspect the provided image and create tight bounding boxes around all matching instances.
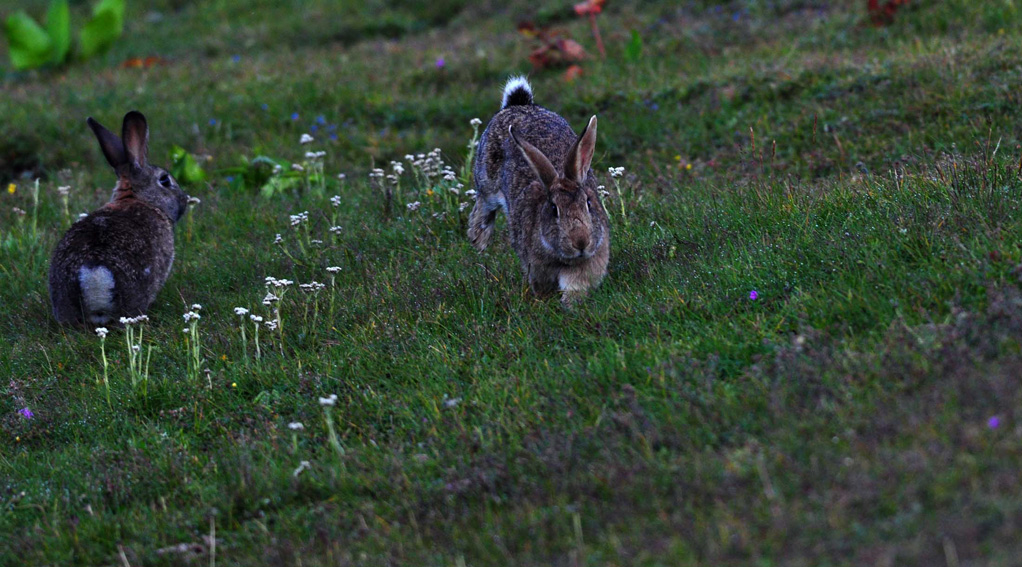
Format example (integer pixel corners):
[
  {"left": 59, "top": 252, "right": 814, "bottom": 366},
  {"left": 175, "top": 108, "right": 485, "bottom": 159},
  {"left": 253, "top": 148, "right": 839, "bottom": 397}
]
[
  {"left": 79, "top": 265, "right": 115, "bottom": 323},
  {"left": 502, "top": 75, "right": 533, "bottom": 108}
]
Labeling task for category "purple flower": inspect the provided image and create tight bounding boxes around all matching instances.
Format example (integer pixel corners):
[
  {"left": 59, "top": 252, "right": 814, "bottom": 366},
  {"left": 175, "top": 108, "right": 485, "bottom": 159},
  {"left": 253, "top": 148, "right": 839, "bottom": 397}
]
[
  {"left": 749, "top": 290, "right": 759, "bottom": 301},
  {"left": 18, "top": 407, "right": 33, "bottom": 419},
  {"left": 435, "top": 57, "right": 445, "bottom": 69},
  {"left": 988, "top": 416, "right": 1001, "bottom": 429}
]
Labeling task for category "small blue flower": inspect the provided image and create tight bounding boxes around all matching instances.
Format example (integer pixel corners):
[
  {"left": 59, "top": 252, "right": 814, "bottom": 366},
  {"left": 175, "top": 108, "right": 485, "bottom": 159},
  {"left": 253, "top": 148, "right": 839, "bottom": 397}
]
[
  {"left": 316, "top": 115, "right": 327, "bottom": 125},
  {"left": 18, "top": 407, "right": 33, "bottom": 419},
  {"left": 209, "top": 118, "right": 218, "bottom": 126},
  {"left": 310, "top": 124, "right": 319, "bottom": 133},
  {"left": 261, "top": 103, "right": 269, "bottom": 111},
  {"left": 291, "top": 112, "right": 300, "bottom": 121},
  {"left": 232, "top": 54, "right": 241, "bottom": 63},
  {"left": 329, "top": 133, "right": 338, "bottom": 141},
  {"left": 226, "top": 176, "right": 235, "bottom": 183},
  {"left": 327, "top": 124, "right": 338, "bottom": 132}
]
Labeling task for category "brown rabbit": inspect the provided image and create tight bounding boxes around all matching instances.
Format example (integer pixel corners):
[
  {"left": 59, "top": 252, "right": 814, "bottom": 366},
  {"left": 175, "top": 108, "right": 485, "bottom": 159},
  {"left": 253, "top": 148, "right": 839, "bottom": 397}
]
[
  {"left": 49, "top": 111, "right": 190, "bottom": 325},
  {"left": 468, "top": 77, "right": 610, "bottom": 306}
]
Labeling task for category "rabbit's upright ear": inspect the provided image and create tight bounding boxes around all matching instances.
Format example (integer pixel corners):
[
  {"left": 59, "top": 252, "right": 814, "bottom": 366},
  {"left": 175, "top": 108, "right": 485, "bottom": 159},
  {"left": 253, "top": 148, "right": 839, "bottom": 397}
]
[
  {"left": 510, "top": 125, "right": 558, "bottom": 188},
  {"left": 121, "top": 111, "right": 150, "bottom": 168},
  {"left": 565, "top": 115, "right": 597, "bottom": 185},
  {"left": 87, "top": 117, "right": 127, "bottom": 170}
]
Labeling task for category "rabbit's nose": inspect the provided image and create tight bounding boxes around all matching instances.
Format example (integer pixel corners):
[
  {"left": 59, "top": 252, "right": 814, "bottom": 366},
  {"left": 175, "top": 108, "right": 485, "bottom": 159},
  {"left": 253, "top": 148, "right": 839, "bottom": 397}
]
[{"left": 573, "top": 236, "right": 590, "bottom": 253}]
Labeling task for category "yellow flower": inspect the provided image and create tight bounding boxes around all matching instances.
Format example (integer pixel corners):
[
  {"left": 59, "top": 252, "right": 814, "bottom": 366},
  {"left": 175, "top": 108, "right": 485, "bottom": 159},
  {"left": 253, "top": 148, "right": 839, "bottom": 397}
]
[
  {"left": 221, "top": 354, "right": 227, "bottom": 361},
  {"left": 674, "top": 155, "right": 681, "bottom": 161},
  {"left": 231, "top": 382, "right": 237, "bottom": 388},
  {"left": 685, "top": 163, "right": 693, "bottom": 171},
  {"left": 425, "top": 189, "right": 434, "bottom": 197},
  {"left": 6, "top": 183, "right": 15, "bottom": 194}
]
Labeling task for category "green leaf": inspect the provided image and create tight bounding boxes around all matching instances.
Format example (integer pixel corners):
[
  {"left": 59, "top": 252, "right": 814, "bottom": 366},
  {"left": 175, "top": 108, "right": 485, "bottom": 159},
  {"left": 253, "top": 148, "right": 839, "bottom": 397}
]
[
  {"left": 4, "top": 11, "right": 53, "bottom": 70},
  {"left": 79, "top": 0, "right": 126, "bottom": 58},
  {"left": 45, "top": 0, "right": 71, "bottom": 63},
  {"left": 45, "top": 0, "right": 71, "bottom": 64},
  {"left": 170, "top": 145, "right": 208, "bottom": 185},
  {"left": 624, "top": 29, "right": 643, "bottom": 62}
]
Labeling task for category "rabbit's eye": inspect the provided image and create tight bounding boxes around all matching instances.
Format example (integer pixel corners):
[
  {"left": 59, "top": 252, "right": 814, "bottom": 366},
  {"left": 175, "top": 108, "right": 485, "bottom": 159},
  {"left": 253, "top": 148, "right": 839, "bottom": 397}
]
[
  {"left": 549, "top": 202, "right": 558, "bottom": 217},
  {"left": 158, "top": 174, "right": 172, "bottom": 188}
]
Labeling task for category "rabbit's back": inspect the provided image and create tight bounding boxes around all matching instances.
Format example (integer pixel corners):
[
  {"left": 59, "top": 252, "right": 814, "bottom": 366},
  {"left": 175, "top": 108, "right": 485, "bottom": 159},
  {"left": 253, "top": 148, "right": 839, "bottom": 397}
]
[
  {"left": 475, "top": 105, "right": 577, "bottom": 203},
  {"left": 49, "top": 201, "right": 175, "bottom": 325}
]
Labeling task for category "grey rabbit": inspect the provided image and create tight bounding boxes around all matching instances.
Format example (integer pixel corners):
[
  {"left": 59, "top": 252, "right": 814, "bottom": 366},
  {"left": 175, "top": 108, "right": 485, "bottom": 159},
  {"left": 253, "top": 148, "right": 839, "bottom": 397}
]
[
  {"left": 468, "top": 76, "right": 610, "bottom": 306},
  {"left": 49, "top": 111, "right": 190, "bottom": 325}
]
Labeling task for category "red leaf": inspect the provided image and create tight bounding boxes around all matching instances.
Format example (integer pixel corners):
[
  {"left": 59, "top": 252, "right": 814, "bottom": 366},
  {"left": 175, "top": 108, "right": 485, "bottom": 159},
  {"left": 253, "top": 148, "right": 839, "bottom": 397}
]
[
  {"left": 573, "top": 0, "right": 604, "bottom": 16},
  {"left": 563, "top": 64, "right": 584, "bottom": 82},
  {"left": 556, "top": 39, "right": 587, "bottom": 62}
]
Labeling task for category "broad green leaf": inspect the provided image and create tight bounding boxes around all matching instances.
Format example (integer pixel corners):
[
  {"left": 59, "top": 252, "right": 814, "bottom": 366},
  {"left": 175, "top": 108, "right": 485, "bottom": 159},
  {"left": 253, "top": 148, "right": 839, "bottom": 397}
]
[
  {"left": 79, "top": 0, "right": 126, "bottom": 58},
  {"left": 4, "top": 11, "right": 53, "bottom": 70},
  {"left": 92, "top": 0, "right": 126, "bottom": 23},
  {"left": 45, "top": 0, "right": 71, "bottom": 64},
  {"left": 170, "top": 145, "right": 208, "bottom": 185},
  {"left": 624, "top": 29, "right": 643, "bottom": 62}
]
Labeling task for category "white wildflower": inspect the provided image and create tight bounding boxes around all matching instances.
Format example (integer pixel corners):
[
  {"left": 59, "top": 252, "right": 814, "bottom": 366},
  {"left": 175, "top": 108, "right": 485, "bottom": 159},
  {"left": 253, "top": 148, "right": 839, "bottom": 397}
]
[
  {"left": 234, "top": 307, "right": 249, "bottom": 316},
  {"left": 57, "top": 186, "right": 71, "bottom": 196},
  {"left": 300, "top": 133, "right": 314, "bottom": 145},
  {"left": 329, "top": 225, "right": 342, "bottom": 234},
  {"left": 318, "top": 394, "right": 338, "bottom": 406},
  {"left": 406, "top": 201, "right": 422, "bottom": 211},
  {"left": 326, "top": 266, "right": 341, "bottom": 273},
  {"left": 187, "top": 196, "right": 201, "bottom": 206},
  {"left": 249, "top": 315, "right": 263, "bottom": 323},
  {"left": 274, "top": 233, "right": 283, "bottom": 244},
  {"left": 288, "top": 422, "right": 305, "bottom": 431},
  {"left": 470, "top": 118, "right": 482, "bottom": 127},
  {"left": 330, "top": 195, "right": 341, "bottom": 207},
  {"left": 293, "top": 460, "right": 311, "bottom": 477},
  {"left": 291, "top": 163, "right": 305, "bottom": 172},
  {"left": 95, "top": 327, "right": 109, "bottom": 338}
]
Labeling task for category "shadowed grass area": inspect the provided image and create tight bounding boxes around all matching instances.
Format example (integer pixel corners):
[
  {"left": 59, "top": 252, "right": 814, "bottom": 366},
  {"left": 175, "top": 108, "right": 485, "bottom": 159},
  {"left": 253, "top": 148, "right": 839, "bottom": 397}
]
[{"left": 3, "top": 1, "right": 1022, "bottom": 565}]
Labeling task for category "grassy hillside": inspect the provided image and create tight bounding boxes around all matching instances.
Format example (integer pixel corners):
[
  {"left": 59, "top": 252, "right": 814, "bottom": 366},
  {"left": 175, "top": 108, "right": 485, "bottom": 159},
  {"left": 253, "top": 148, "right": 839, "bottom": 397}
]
[{"left": 3, "top": 1, "right": 1022, "bottom": 564}]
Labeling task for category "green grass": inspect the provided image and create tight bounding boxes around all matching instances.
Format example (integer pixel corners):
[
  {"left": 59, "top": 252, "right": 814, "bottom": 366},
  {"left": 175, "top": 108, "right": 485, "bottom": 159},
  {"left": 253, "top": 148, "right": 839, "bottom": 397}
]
[{"left": 4, "top": 1, "right": 1022, "bottom": 565}]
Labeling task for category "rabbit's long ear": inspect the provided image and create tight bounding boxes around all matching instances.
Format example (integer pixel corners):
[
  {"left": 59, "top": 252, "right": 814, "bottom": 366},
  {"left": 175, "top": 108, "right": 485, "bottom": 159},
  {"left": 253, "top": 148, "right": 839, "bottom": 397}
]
[
  {"left": 87, "top": 117, "right": 127, "bottom": 170},
  {"left": 121, "top": 111, "right": 150, "bottom": 168},
  {"left": 510, "top": 125, "right": 557, "bottom": 188},
  {"left": 564, "top": 115, "right": 597, "bottom": 184}
]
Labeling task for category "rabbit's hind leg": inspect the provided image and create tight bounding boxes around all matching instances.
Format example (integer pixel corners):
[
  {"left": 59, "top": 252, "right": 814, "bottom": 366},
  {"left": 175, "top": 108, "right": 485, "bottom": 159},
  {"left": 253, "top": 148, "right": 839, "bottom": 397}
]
[{"left": 467, "top": 191, "right": 505, "bottom": 251}]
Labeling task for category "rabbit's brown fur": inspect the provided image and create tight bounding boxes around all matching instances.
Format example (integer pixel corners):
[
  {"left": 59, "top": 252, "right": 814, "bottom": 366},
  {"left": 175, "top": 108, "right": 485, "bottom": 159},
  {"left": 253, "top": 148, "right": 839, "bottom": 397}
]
[
  {"left": 469, "top": 77, "right": 610, "bottom": 305},
  {"left": 49, "top": 111, "right": 190, "bottom": 326}
]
